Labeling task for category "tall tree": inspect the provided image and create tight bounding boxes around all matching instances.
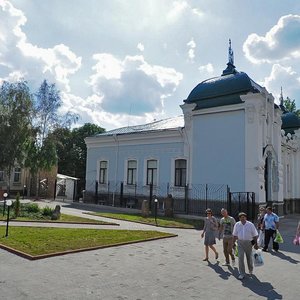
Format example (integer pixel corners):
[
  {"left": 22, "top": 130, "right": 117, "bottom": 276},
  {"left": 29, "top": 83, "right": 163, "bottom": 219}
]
[
  {"left": 25, "top": 80, "right": 78, "bottom": 196},
  {"left": 284, "top": 97, "right": 300, "bottom": 117},
  {"left": 0, "top": 80, "right": 34, "bottom": 192},
  {"left": 52, "top": 123, "right": 105, "bottom": 195}
]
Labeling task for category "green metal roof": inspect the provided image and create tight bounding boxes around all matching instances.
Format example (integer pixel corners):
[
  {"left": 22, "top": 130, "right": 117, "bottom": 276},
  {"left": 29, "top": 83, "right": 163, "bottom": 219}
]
[{"left": 185, "top": 71, "right": 263, "bottom": 110}]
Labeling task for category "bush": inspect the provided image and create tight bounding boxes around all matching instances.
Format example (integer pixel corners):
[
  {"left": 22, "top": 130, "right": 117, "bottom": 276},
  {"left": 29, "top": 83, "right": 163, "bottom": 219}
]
[
  {"left": 23, "top": 203, "right": 40, "bottom": 213},
  {"left": 42, "top": 206, "right": 54, "bottom": 217}
]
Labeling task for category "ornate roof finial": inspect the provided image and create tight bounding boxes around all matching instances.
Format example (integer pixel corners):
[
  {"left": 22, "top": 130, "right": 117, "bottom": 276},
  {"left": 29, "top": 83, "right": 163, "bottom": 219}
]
[
  {"left": 228, "top": 39, "right": 234, "bottom": 65},
  {"left": 222, "top": 39, "right": 237, "bottom": 76},
  {"left": 279, "top": 86, "right": 286, "bottom": 112}
]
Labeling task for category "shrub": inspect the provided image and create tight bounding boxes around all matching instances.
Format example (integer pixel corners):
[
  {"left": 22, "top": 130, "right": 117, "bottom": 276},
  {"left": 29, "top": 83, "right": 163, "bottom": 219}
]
[
  {"left": 42, "top": 206, "right": 54, "bottom": 217},
  {"left": 23, "top": 203, "right": 40, "bottom": 213}
]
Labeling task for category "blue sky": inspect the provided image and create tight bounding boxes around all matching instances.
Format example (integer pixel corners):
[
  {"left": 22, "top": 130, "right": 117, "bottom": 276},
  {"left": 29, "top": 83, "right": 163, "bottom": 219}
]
[{"left": 1, "top": 0, "right": 300, "bottom": 130}]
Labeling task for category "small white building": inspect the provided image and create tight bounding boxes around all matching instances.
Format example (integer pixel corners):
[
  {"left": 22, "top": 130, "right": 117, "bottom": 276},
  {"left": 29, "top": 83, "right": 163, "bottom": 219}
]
[
  {"left": 85, "top": 43, "right": 300, "bottom": 215},
  {"left": 56, "top": 173, "right": 79, "bottom": 201}
]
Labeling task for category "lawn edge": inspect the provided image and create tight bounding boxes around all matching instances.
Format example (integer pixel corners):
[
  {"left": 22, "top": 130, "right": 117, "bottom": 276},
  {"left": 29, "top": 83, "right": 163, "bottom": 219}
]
[
  {"left": 83, "top": 212, "right": 202, "bottom": 230},
  {"left": 0, "top": 233, "right": 177, "bottom": 260},
  {"left": 6, "top": 219, "right": 119, "bottom": 226}
]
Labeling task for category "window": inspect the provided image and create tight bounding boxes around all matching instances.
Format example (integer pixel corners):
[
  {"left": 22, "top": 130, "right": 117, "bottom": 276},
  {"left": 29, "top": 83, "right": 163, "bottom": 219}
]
[
  {"left": 14, "top": 167, "right": 21, "bottom": 183},
  {"left": 0, "top": 170, "right": 4, "bottom": 182},
  {"left": 146, "top": 160, "right": 157, "bottom": 185},
  {"left": 127, "top": 160, "right": 137, "bottom": 185},
  {"left": 99, "top": 161, "right": 108, "bottom": 184},
  {"left": 175, "top": 159, "right": 187, "bottom": 187}
]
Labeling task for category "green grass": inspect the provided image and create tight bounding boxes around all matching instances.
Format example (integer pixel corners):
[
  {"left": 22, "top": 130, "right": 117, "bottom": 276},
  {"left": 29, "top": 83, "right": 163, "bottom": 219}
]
[
  {"left": 0, "top": 213, "right": 116, "bottom": 225},
  {"left": 0, "top": 226, "right": 176, "bottom": 257},
  {"left": 85, "top": 212, "right": 204, "bottom": 229}
]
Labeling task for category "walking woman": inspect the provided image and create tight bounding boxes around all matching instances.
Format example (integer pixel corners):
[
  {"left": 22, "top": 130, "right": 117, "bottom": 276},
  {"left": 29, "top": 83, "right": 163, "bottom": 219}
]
[{"left": 201, "top": 208, "right": 219, "bottom": 261}]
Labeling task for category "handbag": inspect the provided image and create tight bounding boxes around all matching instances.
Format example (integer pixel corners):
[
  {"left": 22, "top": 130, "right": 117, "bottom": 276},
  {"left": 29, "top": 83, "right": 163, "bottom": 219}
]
[
  {"left": 252, "top": 249, "right": 264, "bottom": 267},
  {"left": 257, "top": 230, "right": 265, "bottom": 247},
  {"left": 293, "top": 234, "right": 300, "bottom": 246},
  {"left": 274, "top": 230, "right": 284, "bottom": 243}
]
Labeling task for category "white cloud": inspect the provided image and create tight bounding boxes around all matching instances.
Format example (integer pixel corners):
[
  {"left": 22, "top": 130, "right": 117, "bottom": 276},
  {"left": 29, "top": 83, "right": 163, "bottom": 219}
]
[
  {"left": 0, "top": 1, "right": 81, "bottom": 91},
  {"left": 137, "top": 43, "right": 144, "bottom": 52},
  {"left": 243, "top": 14, "right": 300, "bottom": 64},
  {"left": 167, "top": 1, "right": 189, "bottom": 21},
  {"left": 198, "top": 63, "right": 214, "bottom": 75},
  {"left": 262, "top": 64, "right": 300, "bottom": 103},
  {"left": 88, "top": 53, "right": 182, "bottom": 115},
  {"left": 187, "top": 38, "right": 196, "bottom": 62}
]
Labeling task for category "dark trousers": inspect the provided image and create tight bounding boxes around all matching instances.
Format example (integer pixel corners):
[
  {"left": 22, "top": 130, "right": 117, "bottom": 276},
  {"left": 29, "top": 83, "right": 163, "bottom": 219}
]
[{"left": 264, "top": 229, "right": 279, "bottom": 251}]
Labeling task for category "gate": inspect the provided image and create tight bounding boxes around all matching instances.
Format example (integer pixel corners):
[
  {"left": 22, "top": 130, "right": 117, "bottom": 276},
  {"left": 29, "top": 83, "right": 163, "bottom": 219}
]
[{"left": 229, "top": 192, "right": 256, "bottom": 222}]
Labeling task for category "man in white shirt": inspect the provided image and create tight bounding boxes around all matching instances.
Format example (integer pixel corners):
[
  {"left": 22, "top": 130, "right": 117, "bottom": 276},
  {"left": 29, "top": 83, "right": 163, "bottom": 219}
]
[{"left": 233, "top": 212, "right": 258, "bottom": 280}]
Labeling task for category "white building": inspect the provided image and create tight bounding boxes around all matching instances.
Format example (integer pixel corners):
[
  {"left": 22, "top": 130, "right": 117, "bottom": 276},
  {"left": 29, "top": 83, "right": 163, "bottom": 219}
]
[{"left": 85, "top": 43, "right": 300, "bottom": 216}]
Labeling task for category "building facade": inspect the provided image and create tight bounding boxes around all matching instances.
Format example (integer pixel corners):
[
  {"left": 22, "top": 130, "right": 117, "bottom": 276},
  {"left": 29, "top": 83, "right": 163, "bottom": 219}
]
[{"left": 85, "top": 44, "right": 300, "bottom": 215}]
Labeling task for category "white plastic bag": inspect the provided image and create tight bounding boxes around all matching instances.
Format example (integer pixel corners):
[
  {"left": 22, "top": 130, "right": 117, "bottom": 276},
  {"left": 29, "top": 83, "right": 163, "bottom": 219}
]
[
  {"left": 252, "top": 249, "right": 264, "bottom": 267},
  {"left": 257, "top": 230, "right": 265, "bottom": 248}
]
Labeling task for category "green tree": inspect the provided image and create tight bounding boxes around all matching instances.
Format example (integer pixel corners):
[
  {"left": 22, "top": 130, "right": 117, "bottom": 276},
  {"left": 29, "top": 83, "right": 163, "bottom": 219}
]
[
  {"left": 53, "top": 123, "right": 105, "bottom": 194},
  {"left": 24, "top": 80, "right": 78, "bottom": 196},
  {"left": 284, "top": 97, "right": 300, "bottom": 117},
  {"left": 0, "top": 80, "right": 34, "bottom": 192}
]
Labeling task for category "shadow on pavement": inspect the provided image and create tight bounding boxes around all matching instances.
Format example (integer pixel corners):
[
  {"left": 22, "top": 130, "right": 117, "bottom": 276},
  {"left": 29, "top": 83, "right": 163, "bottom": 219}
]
[
  {"left": 269, "top": 251, "right": 299, "bottom": 264},
  {"left": 242, "top": 275, "right": 283, "bottom": 300},
  {"left": 207, "top": 261, "right": 235, "bottom": 280}
]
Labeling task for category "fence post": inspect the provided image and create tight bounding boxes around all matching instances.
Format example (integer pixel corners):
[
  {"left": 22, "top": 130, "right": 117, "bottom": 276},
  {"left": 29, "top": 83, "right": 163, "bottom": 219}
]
[
  {"left": 107, "top": 181, "right": 110, "bottom": 205},
  {"left": 95, "top": 180, "right": 98, "bottom": 204},
  {"left": 149, "top": 183, "right": 153, "bottom": 211},
  {"left": 120, "top": 182, "right": 124, "bottom": 207},
  {"left": 53, "top": 179, "right": 57, "bottom": 201},
  {"left": 185, "top": 184, "right": 189, "bottom": 214},
  {"left": 205, "top": 184, "right": 208, "bottom": 210},
  {"left": 246, "top": 192, "right": 250, "bottom": 219},
  {"left": 251, "top": 192, "right": 256, "bottom": 222},
  {"left": 227, "top": 186, "right": 231, "bottom": 215}
]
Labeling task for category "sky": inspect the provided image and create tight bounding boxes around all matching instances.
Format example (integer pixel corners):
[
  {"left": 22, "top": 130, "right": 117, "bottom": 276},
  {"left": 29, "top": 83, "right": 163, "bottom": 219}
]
[{"left": 1, "top": 0, "right": 300, "bottom": 130}]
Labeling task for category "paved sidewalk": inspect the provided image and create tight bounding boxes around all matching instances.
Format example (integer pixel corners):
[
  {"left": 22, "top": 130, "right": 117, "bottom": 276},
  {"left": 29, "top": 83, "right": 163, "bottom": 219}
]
[{"left": 0, "top": 201, "right": 299, "bottom": 300}]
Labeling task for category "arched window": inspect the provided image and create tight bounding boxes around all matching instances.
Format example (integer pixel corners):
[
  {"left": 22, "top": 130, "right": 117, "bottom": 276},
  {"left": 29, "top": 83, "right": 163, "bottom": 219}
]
[
  {"left": 127, "top": 160, "right": 137, "bottom": 185},
  {"left": 146, "top": 160, "right": 157, "bottom": 185}
]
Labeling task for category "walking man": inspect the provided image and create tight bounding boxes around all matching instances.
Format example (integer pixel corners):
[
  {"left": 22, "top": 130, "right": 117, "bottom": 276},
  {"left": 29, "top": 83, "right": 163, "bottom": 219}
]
[
  {"left": 233, "top": 212, "right": 258, "bottom": 280},
  {"left": 219, "top": 208, "right": 236, "bottom": 266},
  {"left": 262, "top": 207, "right": 279, "bottom": 252}
]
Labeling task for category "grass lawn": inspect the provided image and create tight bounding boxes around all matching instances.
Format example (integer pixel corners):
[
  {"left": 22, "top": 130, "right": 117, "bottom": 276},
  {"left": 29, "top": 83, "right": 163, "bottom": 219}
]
[
  {"left": 0, "top": 226, "right": 176, "bottom": 258},
  {"left": 85, "top": 212, "right": 204, "bottom": 229},
  {"left": 0, "top": 213, "right": 116, "bottom": 225}
]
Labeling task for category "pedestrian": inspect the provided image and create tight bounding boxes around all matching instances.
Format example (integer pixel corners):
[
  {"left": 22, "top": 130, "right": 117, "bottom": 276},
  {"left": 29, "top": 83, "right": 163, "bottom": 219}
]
[
  {"left": 201, "top": 208, "right": 219, "bottom": 261},
  {"left": 262, "top": 207, "right": 279, "bottom": 252},
  {"left": 219, "top": 208, "right": 236, "bottom": 266},
  {"left": 257, "top": 206, "right": 266, "bottom": 231},
  {"left": 233, "top": 212, "right": 258, "bottom": 280}
]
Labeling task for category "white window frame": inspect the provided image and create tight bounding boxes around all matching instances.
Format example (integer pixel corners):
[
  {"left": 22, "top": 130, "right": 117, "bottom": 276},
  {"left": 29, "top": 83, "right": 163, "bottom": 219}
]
[
  {"left": 126, "top": 159, "right": 137, "bottom": 185},
  {"left": 145, "top": 159, "right": 158, "bottom": 186},
  {"left": 99, "top": 160, "right": 108, "bottom": 184},
  {"left": 13, "top": 167, "right": 21, "bottom": 183}
]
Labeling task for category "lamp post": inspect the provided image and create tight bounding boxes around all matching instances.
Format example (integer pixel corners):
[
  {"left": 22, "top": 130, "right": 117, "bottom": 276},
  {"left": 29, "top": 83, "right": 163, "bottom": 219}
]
[
  {"left": 22, "top": 185, "right": 26, "bottom": 200},
  {"left": 154, "top": 198, "right": 158, "bottom": 226},
  {"left": 3, "top": 192, "right": 8, "bottom": 216},
  {"left": 5, "top": 199, "right": 12, "bottom": 237}
]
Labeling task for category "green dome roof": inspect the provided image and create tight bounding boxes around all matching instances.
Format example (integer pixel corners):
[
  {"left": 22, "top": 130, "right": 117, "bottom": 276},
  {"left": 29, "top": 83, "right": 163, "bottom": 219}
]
[
  {"left": 185, "top": 71, "right": 262, "bottom": 110},
  {"left": 281, "top": 112, "right": 300, "bottom": 134}
]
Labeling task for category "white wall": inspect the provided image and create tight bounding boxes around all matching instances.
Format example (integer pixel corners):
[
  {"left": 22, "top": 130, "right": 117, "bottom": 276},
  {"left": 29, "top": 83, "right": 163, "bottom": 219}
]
[{"left": 191, "top": 109, "right": 245, "bottom": 190}]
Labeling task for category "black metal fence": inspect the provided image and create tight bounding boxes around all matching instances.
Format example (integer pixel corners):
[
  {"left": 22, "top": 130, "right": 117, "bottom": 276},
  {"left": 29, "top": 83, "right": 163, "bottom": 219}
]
[{"left": 84, "top": 180, "right": 256, "bottom": 219}]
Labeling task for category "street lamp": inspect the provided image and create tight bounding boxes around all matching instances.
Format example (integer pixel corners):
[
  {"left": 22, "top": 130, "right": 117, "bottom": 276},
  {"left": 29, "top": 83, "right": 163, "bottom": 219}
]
[
  {"left": 2, "top": 192, "right": 8, "bottom": 216},
  {"left": 5, "top": 199, "right": 12, "bottom": 237},
  {"left": 23, "top": 185, "right": 26, "bottom": 200},
  {"left": 154, "top": 198, "right": 158, "bottom": 226}
]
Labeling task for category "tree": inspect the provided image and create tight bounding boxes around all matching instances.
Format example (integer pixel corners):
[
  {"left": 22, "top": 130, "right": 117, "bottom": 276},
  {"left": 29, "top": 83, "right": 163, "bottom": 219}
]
[
  {"left": 52, "top": 123, "right": 105, "bottom": 195},
  {"left": 0, "top": 80, "right": 34, "bottom": 192},
  {"left": 24, "top": 80, "right": 78, "bottom": 196},
  {"left": 284, "top": 97, "right": 300, "bottom": 117}
]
